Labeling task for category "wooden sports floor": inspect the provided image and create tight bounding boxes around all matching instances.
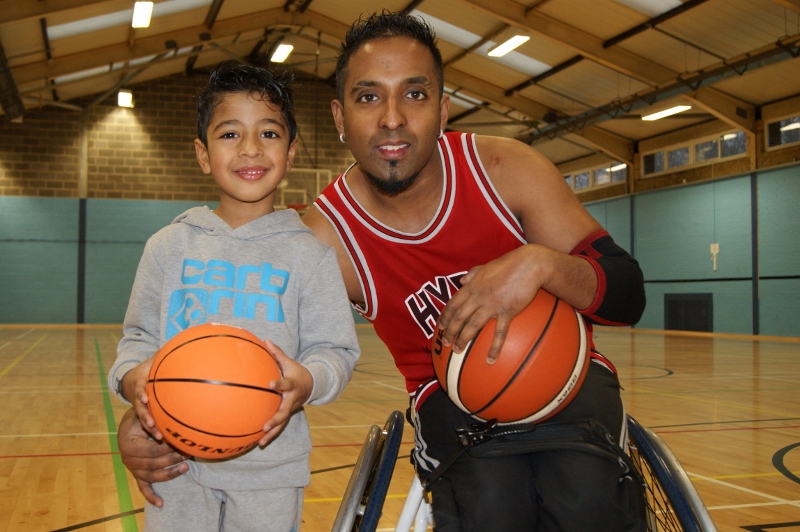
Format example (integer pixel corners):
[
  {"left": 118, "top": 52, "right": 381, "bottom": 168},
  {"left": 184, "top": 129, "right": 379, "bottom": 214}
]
[{"left": 0, "top": 323, "right": 798, "bottom": 532}]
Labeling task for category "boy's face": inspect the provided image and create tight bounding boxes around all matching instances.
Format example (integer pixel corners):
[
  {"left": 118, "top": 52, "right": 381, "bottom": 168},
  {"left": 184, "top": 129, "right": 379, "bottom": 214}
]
[
  {"left": 195, "top": 91, "right": 297, "bottom": 213},
  {"left": 331, "top": 36, "right": 449, "bottom": 193}
]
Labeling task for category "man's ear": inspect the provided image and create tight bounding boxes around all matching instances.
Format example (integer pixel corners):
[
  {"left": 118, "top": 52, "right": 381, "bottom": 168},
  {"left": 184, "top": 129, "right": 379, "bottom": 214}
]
[
  {"left": 439, "top": 93, "right": 450, "bottom": 133},
  {"left": 194, "top": 138, "right": 211, "bottom": 174},
  {"left": 331, "top": 99, "right": 345, "bottom": 137}
]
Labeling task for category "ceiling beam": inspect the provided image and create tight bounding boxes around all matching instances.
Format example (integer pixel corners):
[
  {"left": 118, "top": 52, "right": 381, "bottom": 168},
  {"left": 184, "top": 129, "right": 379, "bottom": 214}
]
[
  {"left": 562, "top": 130, "right": 633, "bottom": 165},
  {"left": 0, "top": 0, "right": 119, "bottom": 26},
  {"left": 681, "top": 88, "right": 755, "bottom": 135},
  {"left": 459, "top": 0, "right": 675, "bottom": 85},
  {"left": 11, "top": 8, "right": 350, "bottom": 86}
]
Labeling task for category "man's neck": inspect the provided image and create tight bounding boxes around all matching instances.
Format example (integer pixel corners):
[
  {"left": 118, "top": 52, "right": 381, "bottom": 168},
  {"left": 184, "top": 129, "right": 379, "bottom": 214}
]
[{"left": 346, "top": 162, "right": 444, "bottom": 234}]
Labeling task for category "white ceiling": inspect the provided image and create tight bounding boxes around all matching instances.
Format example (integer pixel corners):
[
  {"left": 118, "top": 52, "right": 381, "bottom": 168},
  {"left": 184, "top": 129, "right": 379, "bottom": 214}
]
[{"left": 1, "top": 0, "right": 799, "bottom": 169}]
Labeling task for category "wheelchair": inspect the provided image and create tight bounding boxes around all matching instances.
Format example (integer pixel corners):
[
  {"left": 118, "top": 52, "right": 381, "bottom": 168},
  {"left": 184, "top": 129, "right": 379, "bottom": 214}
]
[{"left": 334, "top": 413, "right": 716, "bottom": 532}]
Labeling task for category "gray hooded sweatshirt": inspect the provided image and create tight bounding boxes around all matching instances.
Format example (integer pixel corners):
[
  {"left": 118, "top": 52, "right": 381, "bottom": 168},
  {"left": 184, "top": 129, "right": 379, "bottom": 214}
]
[{"left": 109, "top": 206, "right": 359, "bottom": 490}]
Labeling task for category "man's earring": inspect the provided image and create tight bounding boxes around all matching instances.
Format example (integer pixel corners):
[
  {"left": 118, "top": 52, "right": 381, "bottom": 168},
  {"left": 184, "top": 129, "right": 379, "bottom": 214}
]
[{"left": 339, "top": 133, "right": 346, "bottom": 143}]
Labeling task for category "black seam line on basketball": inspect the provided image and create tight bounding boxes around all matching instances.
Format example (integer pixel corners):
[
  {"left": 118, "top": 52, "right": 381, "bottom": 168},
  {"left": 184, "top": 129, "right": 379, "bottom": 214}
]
[
  {"left": 148, "top": 377, "right": 282, "bottom": 395},
  {"left": 151, "top": 333, "right": 276, "bottom": 377},
  {"left": 471, "top": 297, "right": 561, "bottom": 417}
]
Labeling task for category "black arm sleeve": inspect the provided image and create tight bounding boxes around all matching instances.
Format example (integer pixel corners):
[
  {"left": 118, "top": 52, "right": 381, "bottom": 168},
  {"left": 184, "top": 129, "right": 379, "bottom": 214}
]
[{"left": 570, "top": 230, "right": 646, "bottom": 326}]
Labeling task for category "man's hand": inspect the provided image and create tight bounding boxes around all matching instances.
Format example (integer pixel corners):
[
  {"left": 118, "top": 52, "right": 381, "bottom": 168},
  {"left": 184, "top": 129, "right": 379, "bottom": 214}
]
[
  {"left": 117, "top": 408, "right": 188, "bottom": 507},
  {"left": 436, "top": 245, "right": 545, "bottom": 363},
  {"left": 257, "top": 340, "right": 313, "bottom": 447}
]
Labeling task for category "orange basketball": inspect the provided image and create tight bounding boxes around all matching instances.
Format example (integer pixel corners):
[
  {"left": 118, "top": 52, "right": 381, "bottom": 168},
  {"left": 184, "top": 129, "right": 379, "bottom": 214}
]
[
  {"left": 431, "top": 289, "right": 589, "bottom": 424},
  {"left": 146, "top": 323, "right": 283, "bottom": 459}
]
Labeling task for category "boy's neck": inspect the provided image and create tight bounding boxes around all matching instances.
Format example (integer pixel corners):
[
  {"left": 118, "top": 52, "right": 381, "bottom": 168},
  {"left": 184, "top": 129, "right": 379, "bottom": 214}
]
[{"left": 214, "top": 201, "right": 274, "bottom": 229}]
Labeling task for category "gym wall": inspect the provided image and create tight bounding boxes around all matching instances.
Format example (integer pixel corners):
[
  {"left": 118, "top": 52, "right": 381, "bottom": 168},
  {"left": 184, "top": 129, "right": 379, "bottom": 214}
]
[{"left": 0, "top": 72, "right": 798, "bottom": 336}]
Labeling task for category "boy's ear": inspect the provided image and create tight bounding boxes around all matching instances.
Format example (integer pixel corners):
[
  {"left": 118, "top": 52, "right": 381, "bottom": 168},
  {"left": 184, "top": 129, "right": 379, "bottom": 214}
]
[
  {"left": 194, "top": 138, "right": 211, "bottom": 174},
  {"left": 286, "top": 137, "right": 298, "bottom": 170}
]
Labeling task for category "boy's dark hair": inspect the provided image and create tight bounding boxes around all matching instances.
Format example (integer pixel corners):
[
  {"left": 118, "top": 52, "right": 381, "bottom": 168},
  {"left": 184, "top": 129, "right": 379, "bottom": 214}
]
[
  {"left": 335, "top": 10, "right": 444, "bottom": 102},
  {"left": 197, "top": 61, "right": 297, "bottom": 146}
]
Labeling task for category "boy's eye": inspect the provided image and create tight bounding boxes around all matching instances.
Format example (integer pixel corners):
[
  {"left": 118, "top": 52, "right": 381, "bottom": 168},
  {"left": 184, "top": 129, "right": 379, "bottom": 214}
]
[
  {"left": 408, "top": 90, "right": 426, "bottom": 101},
  {"left": 357, "top": 93, "right": 378, "bottom": 103},
  {"left": 220, "top": 132, "right": 238, "bottom": 139},
  {"left": 262, "top": 131, "right": 279, "bottom": 138}
]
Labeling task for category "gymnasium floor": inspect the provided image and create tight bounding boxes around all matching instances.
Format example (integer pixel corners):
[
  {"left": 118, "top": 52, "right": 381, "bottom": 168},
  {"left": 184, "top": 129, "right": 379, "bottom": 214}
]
[{"left": 0, "top": 323, "right": 798, "bottom": 531}]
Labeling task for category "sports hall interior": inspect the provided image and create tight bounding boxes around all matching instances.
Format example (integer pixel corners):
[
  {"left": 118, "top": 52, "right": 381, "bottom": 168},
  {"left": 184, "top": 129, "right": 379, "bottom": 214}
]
[{"left": 0, "top": 0, "right": 798, "bottom": 531}]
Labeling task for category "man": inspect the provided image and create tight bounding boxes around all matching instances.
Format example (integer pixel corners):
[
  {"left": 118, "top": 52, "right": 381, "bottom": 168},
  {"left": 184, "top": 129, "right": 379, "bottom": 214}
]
[{"left": 119, "top": 11, "right": 646, "bottom": 531}]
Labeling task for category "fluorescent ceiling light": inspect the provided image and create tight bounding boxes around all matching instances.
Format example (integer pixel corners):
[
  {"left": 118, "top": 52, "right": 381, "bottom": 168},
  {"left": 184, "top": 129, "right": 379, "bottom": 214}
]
[
  {"left": 118, "top": 90, "right": 134, "bottom": 108},
  {"left": 610, "top": 163, "right": 627, "bottom": 172},
  {"left": 779, "top": 122, "right": 800, "bottom": 132},
  {"left": 132, "top": 2, "right": 154, "bottom": 28},
  {"left": 488, "top": 36, "right": 530, "bottom": 57},
  {"left": 271, "top": 44, "right": 293, "bottom": 63},
  {"left": 642, "top": 105, "right": 691, "bottom": 121},
  {"left": 722, "top": 133, "right": 739, "bottom": 140}
]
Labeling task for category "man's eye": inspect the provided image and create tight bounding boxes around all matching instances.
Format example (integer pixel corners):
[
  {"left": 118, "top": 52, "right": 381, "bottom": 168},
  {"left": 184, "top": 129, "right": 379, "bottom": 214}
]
[
  {"left": 408, "top": 91, "right": 426, "bottom": 100},
  {"left": 358, "top": 94, "right": 378, "bottom": 103}
]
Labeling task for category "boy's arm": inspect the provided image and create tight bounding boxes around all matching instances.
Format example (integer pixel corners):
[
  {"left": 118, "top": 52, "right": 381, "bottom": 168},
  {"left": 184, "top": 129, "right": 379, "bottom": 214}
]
[
  {"left": 258, "top": 246, "right": 359, "bottom": 446},
  {"left": 108, "top": 240, "right": 164, "bottom": 437},
  {"left": 295, "top": 246, "right": 360, "bottom": 405}
]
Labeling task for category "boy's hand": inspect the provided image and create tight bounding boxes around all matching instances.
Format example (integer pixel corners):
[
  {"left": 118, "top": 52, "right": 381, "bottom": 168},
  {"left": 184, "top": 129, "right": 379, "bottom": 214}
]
[
  {"left": 117, "top": 408, "right": 188, "bottom": 508},
  {"left": 257, "top": 339, "right": 313, "bottom": 447},
  {"left": 120, "top": 357, "right": 162, "bottom": 440}
]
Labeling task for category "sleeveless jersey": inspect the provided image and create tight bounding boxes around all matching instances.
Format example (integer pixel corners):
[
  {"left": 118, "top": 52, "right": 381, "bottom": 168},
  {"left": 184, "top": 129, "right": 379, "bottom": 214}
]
[{"left": 315, "top": 132, "right": 527, "bottom": 393}]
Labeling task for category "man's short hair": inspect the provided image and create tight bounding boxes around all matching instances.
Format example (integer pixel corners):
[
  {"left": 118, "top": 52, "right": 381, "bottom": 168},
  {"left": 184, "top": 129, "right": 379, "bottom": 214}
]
[
  {"left": 335, "top": 10, "right": 444, "bottom": 102},
  {"left": 197, "top": 61, "right": 297, "bottom": 146}
]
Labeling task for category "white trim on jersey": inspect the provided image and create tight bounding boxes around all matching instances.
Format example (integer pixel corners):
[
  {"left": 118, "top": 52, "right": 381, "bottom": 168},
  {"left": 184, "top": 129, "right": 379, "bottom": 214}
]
[
  {"left": 332, "top": 138, "right": 457, "bottom": 244},
  {"left": 461, "top": 134, "right": 527, "bottom": 244}
]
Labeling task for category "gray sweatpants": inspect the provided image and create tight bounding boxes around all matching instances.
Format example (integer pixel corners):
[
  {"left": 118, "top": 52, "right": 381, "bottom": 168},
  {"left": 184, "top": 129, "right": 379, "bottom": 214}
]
[{"left": 144, "top": 471, "right": 303, "bottom": 532}]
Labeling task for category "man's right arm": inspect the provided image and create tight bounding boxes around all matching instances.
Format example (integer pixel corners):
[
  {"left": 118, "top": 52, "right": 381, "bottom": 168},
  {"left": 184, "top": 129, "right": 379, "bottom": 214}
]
[{"left": 118, "top": 408, "right": 188, "bottom": 508}]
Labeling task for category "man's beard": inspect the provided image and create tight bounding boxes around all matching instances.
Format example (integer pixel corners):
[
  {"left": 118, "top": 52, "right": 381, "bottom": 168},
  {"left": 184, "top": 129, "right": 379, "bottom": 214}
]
[{"left": 363, "top": 161, "right": 419, "bottom": 196}]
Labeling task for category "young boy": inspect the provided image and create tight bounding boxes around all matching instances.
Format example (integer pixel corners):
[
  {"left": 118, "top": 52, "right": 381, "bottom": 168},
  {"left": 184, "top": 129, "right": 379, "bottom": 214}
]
[{"left": 107, "top": 61, "right": 360, "bottom": 531}]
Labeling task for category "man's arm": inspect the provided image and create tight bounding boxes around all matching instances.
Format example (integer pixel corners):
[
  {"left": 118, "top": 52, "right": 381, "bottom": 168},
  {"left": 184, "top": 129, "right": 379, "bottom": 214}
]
[
  {"left": 117, "top": 408, "right": 188, "bottom": 507},
  {"left": 301, "top": 206, "right": 365, "bottom": 304},
  {"left": 437, "top": 135, "right": 643, "bottom": 360}
]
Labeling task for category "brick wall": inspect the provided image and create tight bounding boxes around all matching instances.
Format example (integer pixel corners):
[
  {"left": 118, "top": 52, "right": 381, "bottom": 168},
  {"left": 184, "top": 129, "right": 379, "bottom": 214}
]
[{"left": 0, "top": 71, "right": 353, "bottom": 200}]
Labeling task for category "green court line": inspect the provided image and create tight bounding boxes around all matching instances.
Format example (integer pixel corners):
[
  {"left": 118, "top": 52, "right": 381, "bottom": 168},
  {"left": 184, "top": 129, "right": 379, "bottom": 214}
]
[{"left": 95, "top": 337, "right": 138, "bottom": 532}]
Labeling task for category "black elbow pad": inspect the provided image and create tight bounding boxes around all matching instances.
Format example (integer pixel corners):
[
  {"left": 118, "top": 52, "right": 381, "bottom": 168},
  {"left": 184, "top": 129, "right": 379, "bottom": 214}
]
[{"left": 571, "top": 231, "right": 646, "bottom": 326}]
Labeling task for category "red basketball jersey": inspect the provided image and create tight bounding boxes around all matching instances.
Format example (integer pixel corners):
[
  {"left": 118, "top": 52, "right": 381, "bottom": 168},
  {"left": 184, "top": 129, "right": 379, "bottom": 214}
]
[{"left": 315, "top": 132, "right": 527, "bottom": 393}]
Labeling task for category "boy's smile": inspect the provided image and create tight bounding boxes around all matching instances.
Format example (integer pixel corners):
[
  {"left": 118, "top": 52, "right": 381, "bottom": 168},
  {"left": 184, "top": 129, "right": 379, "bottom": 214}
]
[{"left": 194, "top": 91, "right": 298, "bottom": 227}]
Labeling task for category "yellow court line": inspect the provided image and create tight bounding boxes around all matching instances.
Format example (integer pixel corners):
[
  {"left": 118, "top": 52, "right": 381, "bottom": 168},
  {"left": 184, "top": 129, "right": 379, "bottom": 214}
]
[{"left": 0, "top": 333, "right": 48, "bottom": 378}]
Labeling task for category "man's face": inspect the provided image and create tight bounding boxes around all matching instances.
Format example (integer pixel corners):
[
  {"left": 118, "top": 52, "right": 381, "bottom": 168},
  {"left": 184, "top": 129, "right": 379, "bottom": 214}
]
[{"left": 332, "top": 36, "right": 449, "bottom": 195}]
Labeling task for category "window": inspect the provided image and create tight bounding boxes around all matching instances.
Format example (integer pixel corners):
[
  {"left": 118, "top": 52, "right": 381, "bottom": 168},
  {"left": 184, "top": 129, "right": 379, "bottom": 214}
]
[
  {"left": 766, "top": 115, "right": 800, "bottom": 149},
  {"left": 667, "top": 146, "right": 690, "bottom": 169},
  {"left": 643, "top": 151, "right": 664, "bottom": 175},
  {"left": 695, "top": 139, "right": 718, "bottom": 163},
  {"left": 562, "top": 162, "right": 626, "bottom": 192},
  {"left": 575, "top": 172, "right": 590, "bottom": 190},
  {"left": 721, "top": 131, "right": 746, "bottom": 157},
  {"left": 642, "top": 130, "right": 747, "bottom": 177},
  {"left": 594, "top": 167, "right": 611, "bottom": 186}
]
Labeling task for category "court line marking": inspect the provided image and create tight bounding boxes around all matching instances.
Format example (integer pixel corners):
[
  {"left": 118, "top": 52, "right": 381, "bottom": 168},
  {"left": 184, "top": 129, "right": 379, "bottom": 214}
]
[
  {"left": 94, "top": 337, "right": 138, "bottom": 532},
  {"left": 688, "top": 471, "right": 800, "bottom": 508},
  {"left": 0, "top": 333, "right": 47, "bottom": 377}
]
